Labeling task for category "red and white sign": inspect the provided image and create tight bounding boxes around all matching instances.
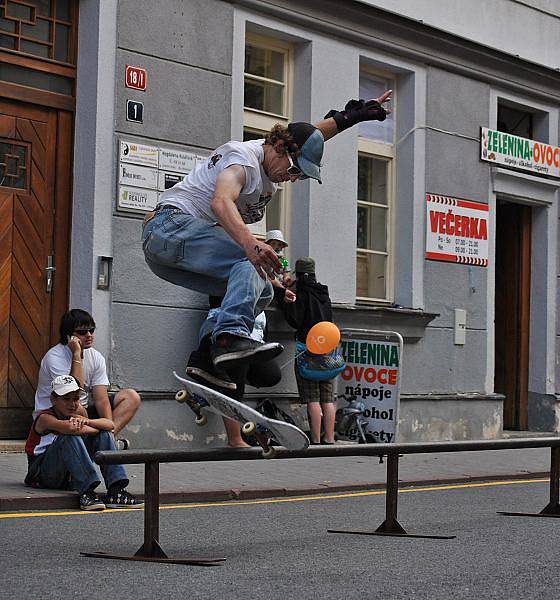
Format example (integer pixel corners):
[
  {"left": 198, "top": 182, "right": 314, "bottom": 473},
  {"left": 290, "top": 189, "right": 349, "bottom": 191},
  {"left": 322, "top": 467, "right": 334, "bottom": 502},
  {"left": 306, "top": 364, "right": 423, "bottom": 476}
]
[
  {"left": 425, "top": 194, "right": 489, "bottom": 266},
  {"left": 125, "top": 65, "right": 147, "bottom": 91}
]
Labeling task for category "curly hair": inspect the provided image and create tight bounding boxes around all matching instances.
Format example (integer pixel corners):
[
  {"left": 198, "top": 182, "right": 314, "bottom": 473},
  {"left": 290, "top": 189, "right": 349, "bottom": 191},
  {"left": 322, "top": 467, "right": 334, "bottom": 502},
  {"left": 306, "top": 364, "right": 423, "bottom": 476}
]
[{"left": 264, "top": 124, "right": 300, "bottom": 156}]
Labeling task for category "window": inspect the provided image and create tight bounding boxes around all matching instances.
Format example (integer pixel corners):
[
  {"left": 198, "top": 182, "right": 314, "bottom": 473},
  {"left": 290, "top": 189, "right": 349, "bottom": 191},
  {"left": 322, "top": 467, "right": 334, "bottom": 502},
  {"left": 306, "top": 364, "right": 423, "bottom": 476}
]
[
  {"left": 0, "top": 0, "right": 76, "bottom": 64},
  {"left": 0, "top": 139, "right": 29, "bottom": 190},
  {"left": 356, "top": 71, "right": 394, "bottom": 303},
  {"left": 244, "top": 43, "right": 287, "bottom": 117},
  {"left": 497, "top": 102, "right": 533, "bottom": 139},
  {"left": 243, "top": 32, "right": 292, "bottom": 238}
]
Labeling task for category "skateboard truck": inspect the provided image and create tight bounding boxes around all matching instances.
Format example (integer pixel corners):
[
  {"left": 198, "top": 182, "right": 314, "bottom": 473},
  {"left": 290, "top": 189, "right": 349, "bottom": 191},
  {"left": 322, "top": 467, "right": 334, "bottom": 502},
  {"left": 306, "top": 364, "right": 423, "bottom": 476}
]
[
  {"left": 176, "top": 389, "right": 277, "bottom": 458},
  {"left": 176, "top": 390, "right": 208, "bottom": 426},
  {"left": 241, "top": 422, "right": 276, "bottom": 459}
]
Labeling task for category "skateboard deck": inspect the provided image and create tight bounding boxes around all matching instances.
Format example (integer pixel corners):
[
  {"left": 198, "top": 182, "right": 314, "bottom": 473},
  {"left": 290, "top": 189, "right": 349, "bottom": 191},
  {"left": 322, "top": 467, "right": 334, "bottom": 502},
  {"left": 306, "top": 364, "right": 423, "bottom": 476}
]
[{"left": 173, "top": 372, "right": 309, "bottom": 456}]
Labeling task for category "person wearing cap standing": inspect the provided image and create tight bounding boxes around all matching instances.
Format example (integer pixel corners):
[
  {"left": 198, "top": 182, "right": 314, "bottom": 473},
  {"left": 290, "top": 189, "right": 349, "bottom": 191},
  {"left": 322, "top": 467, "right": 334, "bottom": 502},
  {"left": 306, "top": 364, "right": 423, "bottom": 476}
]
[
  {"left": 283, "top": 257, "right": 338, "bottom": 445},
  {"left": 142, "top": 91, "right": 392, "bottom": 398},
  {"left": 24, "top": 375, "right": 143, "bottom": 511}
]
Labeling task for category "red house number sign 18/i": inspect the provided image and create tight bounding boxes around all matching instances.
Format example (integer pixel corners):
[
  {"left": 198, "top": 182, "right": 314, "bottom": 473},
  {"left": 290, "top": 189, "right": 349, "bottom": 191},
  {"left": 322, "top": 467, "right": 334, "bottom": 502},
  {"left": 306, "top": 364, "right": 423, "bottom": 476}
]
[{"left": 125, "top": 65, "right": 147, "bottom": 91}]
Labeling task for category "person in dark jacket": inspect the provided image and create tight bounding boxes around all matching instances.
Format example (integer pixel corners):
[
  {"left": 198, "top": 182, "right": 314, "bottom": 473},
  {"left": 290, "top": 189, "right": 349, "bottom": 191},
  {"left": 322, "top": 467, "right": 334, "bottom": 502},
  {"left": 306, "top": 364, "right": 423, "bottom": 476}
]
[{"left": 283, "top": 257, "right": 337, "bottom": 444}]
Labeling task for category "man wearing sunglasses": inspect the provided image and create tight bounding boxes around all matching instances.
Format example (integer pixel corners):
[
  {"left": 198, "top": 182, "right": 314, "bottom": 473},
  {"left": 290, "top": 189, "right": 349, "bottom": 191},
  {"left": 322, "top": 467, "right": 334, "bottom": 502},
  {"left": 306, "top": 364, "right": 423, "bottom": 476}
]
[
  {"left": 142, "top": 91, "right": 392, "bottom": 391},
  {"left": 31, "top": 309, "right": 141, "bottom": 450}
]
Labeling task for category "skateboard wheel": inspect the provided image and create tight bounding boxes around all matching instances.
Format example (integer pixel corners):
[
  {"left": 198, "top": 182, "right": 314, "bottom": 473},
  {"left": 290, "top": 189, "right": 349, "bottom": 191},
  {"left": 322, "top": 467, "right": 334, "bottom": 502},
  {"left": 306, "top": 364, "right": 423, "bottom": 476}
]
[
  {"left": 242, "top": 421, "right": 256, "bottom": 435},
  {"left": 175, "top": 389, "right": 188, "bottom": 403},
  {"left": 195, "top": 414, "right": 208, "bottom": 426},
  {"left": 262, "top": 447, "right": 276, "bottom": 459}
]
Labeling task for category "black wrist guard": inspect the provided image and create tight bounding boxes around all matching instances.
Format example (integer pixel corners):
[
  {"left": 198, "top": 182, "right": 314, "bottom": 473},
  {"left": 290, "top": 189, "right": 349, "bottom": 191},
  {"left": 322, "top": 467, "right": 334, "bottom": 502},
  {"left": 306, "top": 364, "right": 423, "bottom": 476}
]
[{"left": 324, "top": 98, "right": 387, "bottom": 132}]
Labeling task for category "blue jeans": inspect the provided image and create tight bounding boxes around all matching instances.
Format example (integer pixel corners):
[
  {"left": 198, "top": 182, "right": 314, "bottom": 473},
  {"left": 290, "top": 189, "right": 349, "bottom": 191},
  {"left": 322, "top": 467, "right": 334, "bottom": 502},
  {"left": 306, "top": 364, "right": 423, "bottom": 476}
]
[
  {"left": 142, "top": 208, "right": 273, "bottom": 343},
  {"left": 38, "top": 432, "right": 128, "bottom": 495}
]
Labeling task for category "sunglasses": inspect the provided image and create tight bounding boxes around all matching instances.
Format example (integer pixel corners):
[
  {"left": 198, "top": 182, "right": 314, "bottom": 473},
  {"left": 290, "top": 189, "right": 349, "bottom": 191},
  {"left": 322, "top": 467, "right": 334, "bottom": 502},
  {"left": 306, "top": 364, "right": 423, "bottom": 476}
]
[
  {"left": 286, "top": 154, "right": 304, "bottom": 177},
  {"left": 74, "top": 327, "right": 95, "bottom": 335}
]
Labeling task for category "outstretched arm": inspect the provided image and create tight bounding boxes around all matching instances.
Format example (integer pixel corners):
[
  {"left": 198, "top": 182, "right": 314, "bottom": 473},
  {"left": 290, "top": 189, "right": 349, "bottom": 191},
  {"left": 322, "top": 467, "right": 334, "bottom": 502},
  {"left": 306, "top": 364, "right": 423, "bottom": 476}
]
[{"left": 314, "top": 89, "right": 393, "bottom": 141}]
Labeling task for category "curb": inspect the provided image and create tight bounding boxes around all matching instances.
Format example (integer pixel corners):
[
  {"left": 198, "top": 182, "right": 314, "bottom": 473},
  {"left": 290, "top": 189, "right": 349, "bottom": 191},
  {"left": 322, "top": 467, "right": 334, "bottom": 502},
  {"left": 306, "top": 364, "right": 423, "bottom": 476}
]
[{"left": 0, "top": 471, "right": 549, "bottom": 512}]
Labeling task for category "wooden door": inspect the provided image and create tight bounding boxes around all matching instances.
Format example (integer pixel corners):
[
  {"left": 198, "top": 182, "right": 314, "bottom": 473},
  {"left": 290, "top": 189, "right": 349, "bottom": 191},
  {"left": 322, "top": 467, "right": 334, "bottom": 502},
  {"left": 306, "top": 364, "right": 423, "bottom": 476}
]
[
  {"left": 494, "top": 201, "right": 531, "bottom": 430},
  {"left": 0, "top": 99, "right": 72, "bottom": 438}
]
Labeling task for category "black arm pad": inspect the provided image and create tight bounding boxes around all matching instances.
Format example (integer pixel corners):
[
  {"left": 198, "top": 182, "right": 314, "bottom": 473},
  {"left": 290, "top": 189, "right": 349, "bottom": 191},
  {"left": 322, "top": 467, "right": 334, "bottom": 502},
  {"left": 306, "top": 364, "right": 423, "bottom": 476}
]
[{"left": 324, "top": 98, "right": 387, "bottom": 132}]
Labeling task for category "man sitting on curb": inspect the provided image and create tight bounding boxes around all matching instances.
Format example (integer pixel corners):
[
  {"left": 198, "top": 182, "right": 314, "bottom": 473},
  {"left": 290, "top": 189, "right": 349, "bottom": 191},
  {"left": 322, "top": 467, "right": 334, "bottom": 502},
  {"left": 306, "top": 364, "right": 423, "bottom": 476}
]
[
  {"left": 24, "top": 375, "right": 143, "bottom": 511},
  {"left": 33, "top": 308, "right": 141, "bottom": 450}
]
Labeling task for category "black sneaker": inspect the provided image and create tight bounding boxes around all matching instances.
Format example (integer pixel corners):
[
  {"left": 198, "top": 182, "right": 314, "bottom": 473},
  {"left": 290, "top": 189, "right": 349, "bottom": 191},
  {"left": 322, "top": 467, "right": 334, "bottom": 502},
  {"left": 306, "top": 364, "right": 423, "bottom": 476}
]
[
  {"left": 211, "top": 333, "right": 283, "bottom": 367},
  {"left": 79, "top": 490, "right": 106, "bottom": 511},
  {"left": 104, "top": 488, "right": 144, "bottom": 509},
  {"left": 186, "top": 350, "right": 236, "bottom": 391}
]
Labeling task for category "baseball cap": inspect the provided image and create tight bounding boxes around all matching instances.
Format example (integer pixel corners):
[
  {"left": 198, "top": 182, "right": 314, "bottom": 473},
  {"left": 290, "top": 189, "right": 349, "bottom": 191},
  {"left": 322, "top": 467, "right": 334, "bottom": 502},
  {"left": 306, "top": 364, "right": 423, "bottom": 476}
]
[
  {"left": 295, "top": 256, "right": 316, "bottom": 274},
  {"left": 265, "top": 229, "right": 288, "bottom": 247},
  {"left": 287, "top": 122, "right": 324, "bottom": 183},
  {"left": 51, "top": 375, "right": 82, "bottom": 397}
]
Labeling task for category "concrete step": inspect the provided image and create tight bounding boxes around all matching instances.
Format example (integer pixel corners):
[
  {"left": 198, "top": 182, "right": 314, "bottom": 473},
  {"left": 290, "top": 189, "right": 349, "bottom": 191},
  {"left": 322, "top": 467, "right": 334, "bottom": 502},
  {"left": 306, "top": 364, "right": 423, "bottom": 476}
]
[
  {"left": 0, "top": 440, "right": 25, "bottom": 453},
  {"left": 502, "top": 430, "right": 557, "bottom": 438}
]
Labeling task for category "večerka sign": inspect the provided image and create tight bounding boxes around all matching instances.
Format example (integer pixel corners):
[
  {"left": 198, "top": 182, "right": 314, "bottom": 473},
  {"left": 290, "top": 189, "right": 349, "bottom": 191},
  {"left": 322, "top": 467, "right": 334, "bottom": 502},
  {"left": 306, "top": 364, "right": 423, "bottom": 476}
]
[
  {"left": 338, "top": 339, "right": 401, "bottom": 443},
  {"left": 481, "top": 127, "right": 560, "bottom": 178},
  {"left": 425, "top": 194, "right": 489, "bottom": 266}
]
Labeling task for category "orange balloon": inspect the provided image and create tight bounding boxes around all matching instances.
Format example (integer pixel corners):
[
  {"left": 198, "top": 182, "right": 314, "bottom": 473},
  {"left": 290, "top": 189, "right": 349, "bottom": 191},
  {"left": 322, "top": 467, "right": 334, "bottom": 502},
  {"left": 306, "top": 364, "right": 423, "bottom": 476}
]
[{"left": 306, "top": 321, "right": 340, "bottom": 355}]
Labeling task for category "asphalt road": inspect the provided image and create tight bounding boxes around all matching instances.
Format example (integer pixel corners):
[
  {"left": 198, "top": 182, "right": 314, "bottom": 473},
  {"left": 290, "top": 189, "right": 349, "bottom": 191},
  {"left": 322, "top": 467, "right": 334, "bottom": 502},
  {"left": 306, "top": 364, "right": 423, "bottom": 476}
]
[{"left": 1, "top": 479, "right": 559, "bottom": 600}]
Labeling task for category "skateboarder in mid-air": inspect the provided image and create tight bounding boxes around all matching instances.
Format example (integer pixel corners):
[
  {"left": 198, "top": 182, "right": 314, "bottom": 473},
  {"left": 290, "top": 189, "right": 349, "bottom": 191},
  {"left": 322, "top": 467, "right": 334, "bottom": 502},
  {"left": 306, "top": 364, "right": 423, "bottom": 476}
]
[{"left": 142, "top": 91, "right": 392, "bottom": 446}]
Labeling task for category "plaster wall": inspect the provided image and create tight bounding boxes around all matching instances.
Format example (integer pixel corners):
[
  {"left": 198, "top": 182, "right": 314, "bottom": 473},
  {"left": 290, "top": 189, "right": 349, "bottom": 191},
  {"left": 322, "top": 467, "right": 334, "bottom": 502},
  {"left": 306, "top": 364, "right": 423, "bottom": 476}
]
[
  {"left": 398, "top": 397, "right": 503, "bottom": 442},
  {"left": 400, "top": 329, "right": 487, "bottom": 395},
  {"left": 421, "top": 68, "right": 491, "bottom": 393}
]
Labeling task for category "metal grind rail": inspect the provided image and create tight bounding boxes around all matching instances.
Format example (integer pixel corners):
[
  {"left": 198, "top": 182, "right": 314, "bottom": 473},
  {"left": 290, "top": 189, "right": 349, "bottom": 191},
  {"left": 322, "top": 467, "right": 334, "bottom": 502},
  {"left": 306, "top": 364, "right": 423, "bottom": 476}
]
[{"left": 82, "top": 437, "right": 560, "bottom": 565}]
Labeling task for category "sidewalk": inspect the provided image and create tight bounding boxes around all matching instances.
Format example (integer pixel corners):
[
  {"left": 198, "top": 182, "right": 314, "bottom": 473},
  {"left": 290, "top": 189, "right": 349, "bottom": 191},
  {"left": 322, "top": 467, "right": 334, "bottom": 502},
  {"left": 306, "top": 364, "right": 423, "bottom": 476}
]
[{"left": 0, "top": 443, "right": 553, "bottom": 512}]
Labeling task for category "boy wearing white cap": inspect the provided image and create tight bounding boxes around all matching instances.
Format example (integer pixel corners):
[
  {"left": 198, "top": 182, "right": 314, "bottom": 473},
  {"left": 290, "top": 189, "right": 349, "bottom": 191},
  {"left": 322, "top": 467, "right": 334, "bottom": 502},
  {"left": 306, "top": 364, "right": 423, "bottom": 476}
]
[
  {"left": 265, "top": 229, "right": 291, "bottom": 285},
  {"left": 24, "top": 375, "right": 143, "bottom": 511}
]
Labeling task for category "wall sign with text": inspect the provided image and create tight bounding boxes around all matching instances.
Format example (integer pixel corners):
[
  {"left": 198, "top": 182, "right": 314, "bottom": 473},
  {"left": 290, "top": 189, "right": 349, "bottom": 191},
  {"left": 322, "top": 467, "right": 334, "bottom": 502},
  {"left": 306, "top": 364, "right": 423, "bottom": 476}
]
[
  {"left": 118, "top": 186, "right": 158, "bottom": 212},
  {"left": 481, "top": 127, "right": 560, "bottom": 178},
  {"left": 425, "top": 194, "right": 489, "bottom": 266},
  {"left": 117, "top": 138, "right": 207, "bottom": 214},
  {"left": 337, "top": 334, "right": 402, "bottom": 443}
]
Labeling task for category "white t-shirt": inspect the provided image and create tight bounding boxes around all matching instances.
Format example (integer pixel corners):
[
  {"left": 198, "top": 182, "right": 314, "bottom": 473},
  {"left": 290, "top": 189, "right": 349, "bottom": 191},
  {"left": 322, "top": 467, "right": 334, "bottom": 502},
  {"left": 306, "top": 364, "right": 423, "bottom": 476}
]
[
  {"left": 33, "top": 343, "right": 110, "bottom": 418},
  {"left": 158, "top": 139, "right": 277, "bottom": 224}
]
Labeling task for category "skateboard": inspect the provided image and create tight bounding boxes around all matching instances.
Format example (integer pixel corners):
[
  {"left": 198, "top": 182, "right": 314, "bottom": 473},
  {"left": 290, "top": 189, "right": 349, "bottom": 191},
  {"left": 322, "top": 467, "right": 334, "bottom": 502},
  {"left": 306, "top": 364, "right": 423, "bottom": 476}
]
[{"left": 173, "top": 372, "right": 309, "bottom": 458}]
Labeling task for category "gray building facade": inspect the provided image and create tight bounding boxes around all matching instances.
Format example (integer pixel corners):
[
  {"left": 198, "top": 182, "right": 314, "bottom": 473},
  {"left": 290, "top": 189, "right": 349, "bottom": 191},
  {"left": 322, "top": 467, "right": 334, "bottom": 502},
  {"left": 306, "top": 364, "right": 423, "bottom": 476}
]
[{"left": 15, "top": 0, "right": 557, "bottom": 446}]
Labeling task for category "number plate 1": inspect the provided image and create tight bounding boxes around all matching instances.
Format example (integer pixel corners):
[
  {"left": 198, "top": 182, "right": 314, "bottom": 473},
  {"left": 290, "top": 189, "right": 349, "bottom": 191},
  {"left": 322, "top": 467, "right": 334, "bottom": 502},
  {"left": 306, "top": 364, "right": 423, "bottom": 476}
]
[{"left": 126, "top": 100, "right": 144, "bottom": 123}]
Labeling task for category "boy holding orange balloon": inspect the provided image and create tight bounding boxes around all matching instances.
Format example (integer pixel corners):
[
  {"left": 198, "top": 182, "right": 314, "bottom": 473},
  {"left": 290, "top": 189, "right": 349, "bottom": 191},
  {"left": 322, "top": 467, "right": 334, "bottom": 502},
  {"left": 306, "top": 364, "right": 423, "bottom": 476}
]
[{"left": 283, "top": 257, "right": 341, "bottom": 444}]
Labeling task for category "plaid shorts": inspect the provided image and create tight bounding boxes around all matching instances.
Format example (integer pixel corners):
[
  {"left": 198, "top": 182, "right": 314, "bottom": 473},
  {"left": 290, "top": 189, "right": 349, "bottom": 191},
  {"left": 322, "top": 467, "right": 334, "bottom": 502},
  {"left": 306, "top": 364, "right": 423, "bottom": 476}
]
[{"left": 294, "top": 364, "right": 336, "bottom": 404}]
